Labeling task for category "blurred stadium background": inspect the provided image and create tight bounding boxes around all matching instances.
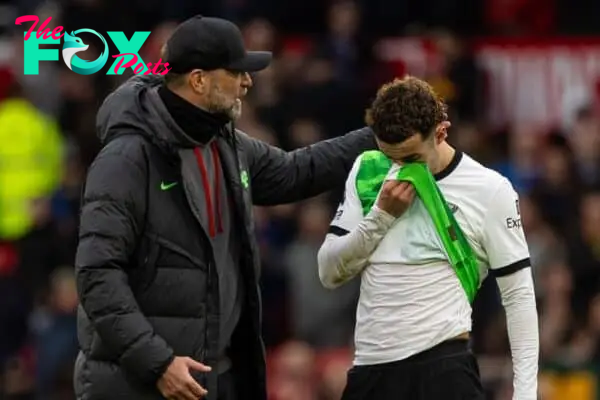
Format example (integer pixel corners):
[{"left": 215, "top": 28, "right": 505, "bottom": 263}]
[{"left": 0, "top": 0, "right": 599, "bottom": 398}]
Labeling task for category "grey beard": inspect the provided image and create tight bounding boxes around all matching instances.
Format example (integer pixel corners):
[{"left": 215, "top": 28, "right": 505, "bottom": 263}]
[
  {"left": 208, "top": 99, "right": 242, "bottom": 121},
  {"left": 228, "top": 99, "right": 242, "bottom": 120}
]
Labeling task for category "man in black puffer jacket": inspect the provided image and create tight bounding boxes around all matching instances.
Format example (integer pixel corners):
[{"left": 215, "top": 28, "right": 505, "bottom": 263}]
[{"left": 73, "top": 15, "right": 376, "bottom": 400}]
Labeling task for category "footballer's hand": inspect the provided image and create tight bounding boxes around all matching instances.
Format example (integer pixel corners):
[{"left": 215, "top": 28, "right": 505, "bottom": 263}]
[
  {"left": 376, "top": 181, "right": 415, "bottom": 218},
  {"left": 157, "top": 356, "right": 211, "bottom": 400}
]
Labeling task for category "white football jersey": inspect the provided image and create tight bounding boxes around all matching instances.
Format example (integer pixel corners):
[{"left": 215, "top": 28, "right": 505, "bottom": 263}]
[{"left": 330, "top": 151, "right": 531, "bottom": 365}]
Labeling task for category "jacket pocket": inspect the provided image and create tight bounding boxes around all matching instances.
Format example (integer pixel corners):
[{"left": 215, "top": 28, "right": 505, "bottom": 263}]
[
  {"left": 141, "top": 242, "right": 160, "bottom": 292},
  {"left": 154, "top": 235, "right": 206, "bottom": 270},
  {"left": 130, "top": 234, "right": 161, "bottom": 294}
]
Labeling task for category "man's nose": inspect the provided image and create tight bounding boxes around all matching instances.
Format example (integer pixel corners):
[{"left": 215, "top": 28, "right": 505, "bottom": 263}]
[{"left": 242, "top": 72, "right": 253, "bottom": 88}]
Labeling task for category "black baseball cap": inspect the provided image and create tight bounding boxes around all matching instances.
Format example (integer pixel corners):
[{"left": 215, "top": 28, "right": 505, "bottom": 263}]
[{"left": 164, "top": 15, "right": 272, "bottom": 74}]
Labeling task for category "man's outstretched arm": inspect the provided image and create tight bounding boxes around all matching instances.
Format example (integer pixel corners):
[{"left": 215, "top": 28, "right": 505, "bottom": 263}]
[
  {"left": 482, "top": 178, "right": 539, "bottom": 400},
  {"left": 239, "top": 127, "right": 376, "bottom": 206}
]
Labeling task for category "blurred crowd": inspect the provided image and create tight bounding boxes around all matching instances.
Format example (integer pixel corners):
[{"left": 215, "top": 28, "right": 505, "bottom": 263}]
[{"left": 0, "top": 0, "right": 599, "bottom": 399}]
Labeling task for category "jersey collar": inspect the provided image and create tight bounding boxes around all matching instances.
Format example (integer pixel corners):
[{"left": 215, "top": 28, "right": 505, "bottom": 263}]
[{"left": 434, "top": 151, "right": 463, "bottom": 181}]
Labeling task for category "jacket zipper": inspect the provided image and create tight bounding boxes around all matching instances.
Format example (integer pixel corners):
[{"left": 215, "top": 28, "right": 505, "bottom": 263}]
[
  {"left": 201, "top": 258, "right": 211, "bottom": 364},
  {"left": 229, "top": 130, "right": 266, "bottom": 395},
  {"left": 191, "top": 146, "right": 217, "bottom": 370}
]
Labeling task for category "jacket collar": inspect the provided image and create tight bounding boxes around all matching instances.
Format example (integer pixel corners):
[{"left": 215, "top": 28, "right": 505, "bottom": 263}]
[{"left": 157, "top": 84, "right": 230, "bottom": 145}]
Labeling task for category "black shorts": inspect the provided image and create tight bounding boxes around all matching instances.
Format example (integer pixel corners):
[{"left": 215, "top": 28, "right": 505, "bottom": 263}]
[{"left": 341, "top": 339, "right": 485, "bottom": 400}]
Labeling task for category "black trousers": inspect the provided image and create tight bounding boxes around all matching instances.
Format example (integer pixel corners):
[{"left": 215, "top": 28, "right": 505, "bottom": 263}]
[
  {"left": 217, "top": 369, "right": 237, "bottom": 400},
  {"left": 341, "top": 339, "right": 485, "bottom": 400}
]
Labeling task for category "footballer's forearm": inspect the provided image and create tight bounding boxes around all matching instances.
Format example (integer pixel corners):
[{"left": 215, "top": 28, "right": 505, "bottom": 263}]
[
  {"left": 317, "top": 205, "right": 396, "bottom": 289},
  {"left": 496, "top": 267, "right": 539, "bottom": 400}
]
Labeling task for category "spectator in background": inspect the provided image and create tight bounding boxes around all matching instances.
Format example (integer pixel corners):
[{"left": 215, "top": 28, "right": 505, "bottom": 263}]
[
  {"left": 447, "top": 122, "right": 503, "bottom": 167},
  {"left": 243, "top": 18, "right": 278, "bottom": 54},
  {"left": 0, "top": 242, "right": 30, "bottom": 370},
  {"left": 241, "top": 18, "right": 282, "bottom": 127},
  {"left": 0, "top": 80, "right": 65, "bottom": 303},
  {"left": 538, "top": 261, "right": 573, "bottom": 360},
  {"left": 566, "top": 106, "right": 600, "bottom": 189},
  {"left": 31, "top": 266, "right": 79, "bottom": 399},
  {"left": 427, "top": 29, "right": 483, "bottom": 123},
  {"left": 56, "top": 69, "right": 101, "bottom": 167},
  {"left": 317, "top": 351, "right": 353, "bottom": 400},
  {"left": 284, "top": 199, "right": 358, "bottom": 348},
  {"left": 235, "top": 100, "right": 279, "bottom": 146},
  {"left": 531, "top": 133, "right": 583, "bottom": 234},
  {"left": 279, "top": 50, "right": 365, "bottom": 139},
  {"left": 0, "top": 81, "right": 63, "bottom": 242},
  {"left": 567, "top": 190, "right": 600, "bottom": 319},
  {"left": 491, "top": 124, "right": 542, "bottom": 194},
  {"left": 268, "top": 341, "right": 317, "bottom": 400},
  {"left": 287, "top": 118, "right": 323, "bottom": 148},
  {"left": 518, "top": 194, "right": 565, "bottom": 278},
  {"left": 317, "top": 0, "right": 363, "bottom": 86},
  {"left": 50, "top": 140, "right": 86, "bottom": 265}
]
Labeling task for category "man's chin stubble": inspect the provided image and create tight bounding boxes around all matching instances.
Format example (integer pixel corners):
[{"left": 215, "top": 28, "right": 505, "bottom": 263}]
[{"left": 229, "top": 98, "right": 242, "bottom": 120}]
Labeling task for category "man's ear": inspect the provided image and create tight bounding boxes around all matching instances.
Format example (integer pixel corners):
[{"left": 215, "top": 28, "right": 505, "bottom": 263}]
[
  {"left": 188, "top": 70, "right": 208, "bottom": 94},
  {"left": 436, "top": 121, "right": 451, "bottom": 143}
]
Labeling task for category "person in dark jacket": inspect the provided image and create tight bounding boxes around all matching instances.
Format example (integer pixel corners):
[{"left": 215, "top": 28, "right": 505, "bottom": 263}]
[{"left": 73, "top": 15, "right": 376, "bottom": 400}]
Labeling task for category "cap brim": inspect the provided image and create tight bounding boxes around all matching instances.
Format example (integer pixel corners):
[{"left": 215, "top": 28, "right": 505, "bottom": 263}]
[{"left": 227, "top": 51, "right": 272, "bottom": 72}]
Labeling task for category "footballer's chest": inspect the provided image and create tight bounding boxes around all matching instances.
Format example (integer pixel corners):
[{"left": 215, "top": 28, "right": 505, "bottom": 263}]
[{"left": 372, "top": 186, "right": 485, "bottom": 263}]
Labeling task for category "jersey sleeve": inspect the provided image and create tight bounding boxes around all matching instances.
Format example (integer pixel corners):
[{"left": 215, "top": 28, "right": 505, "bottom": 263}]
[
  {"left": 482, "top": 178, "right": 531, "bottom": 277},
  {"left": 329, "top": 156, "right": 363, "bottom": 236}
]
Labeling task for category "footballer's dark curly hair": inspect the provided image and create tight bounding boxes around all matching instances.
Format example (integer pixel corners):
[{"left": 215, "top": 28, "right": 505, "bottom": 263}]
[{"left": 365, "top": 76, "right": 447, "bottom": 144}]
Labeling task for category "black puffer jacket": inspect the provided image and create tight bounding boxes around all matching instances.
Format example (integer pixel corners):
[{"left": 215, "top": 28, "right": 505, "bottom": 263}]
[{"left": 73, "top": 75, "right": 375, "bottom": 400}]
